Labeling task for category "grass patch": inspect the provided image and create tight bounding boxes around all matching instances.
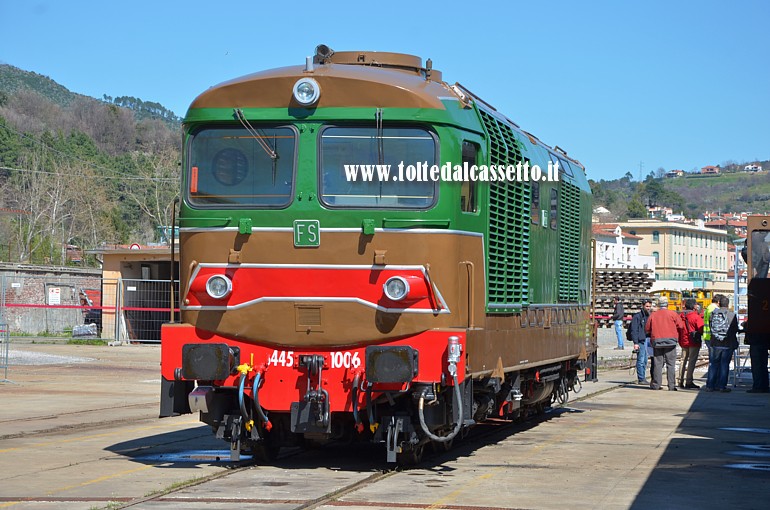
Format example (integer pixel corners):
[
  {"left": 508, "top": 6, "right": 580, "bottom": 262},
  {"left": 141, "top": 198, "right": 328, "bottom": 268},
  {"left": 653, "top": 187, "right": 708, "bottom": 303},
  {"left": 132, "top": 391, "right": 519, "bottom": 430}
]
[{"left": 67, "top": 338, "right": 108, "bottom": 346}]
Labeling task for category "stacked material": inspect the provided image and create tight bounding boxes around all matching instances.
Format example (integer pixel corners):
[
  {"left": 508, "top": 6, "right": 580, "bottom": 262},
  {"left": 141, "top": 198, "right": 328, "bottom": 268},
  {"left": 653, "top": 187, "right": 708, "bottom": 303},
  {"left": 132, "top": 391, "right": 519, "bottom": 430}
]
[{"left": 594, "top": 268, "right": 655, "bottom": 328}]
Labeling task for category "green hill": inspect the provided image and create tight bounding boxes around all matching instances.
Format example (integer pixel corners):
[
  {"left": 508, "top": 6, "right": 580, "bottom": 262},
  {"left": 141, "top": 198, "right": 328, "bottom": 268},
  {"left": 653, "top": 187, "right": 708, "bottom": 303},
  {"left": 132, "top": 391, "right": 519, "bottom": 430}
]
[
  {"left": 590, "top": 165, "right": 770, "bottom": 222},
  {"left": 0, "top": 64, "right": 181, "bottom": 127},
  {"left": 0, "top": 63, "right": 85, "bottom": 107},
  {"left": 666, "top": 171, "right": 770, "bottom": 213}
]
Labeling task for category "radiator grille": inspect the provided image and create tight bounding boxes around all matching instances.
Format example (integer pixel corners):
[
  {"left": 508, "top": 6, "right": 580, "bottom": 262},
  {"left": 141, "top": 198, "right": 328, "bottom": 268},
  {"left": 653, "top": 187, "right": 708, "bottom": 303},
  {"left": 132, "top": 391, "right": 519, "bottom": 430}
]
[
  {"left": 295, "top": 305, "right": 322, "bottom": 331},
  {"left": 479, "top": 109, "right": 530, "bottom": 312},
  {"left": 558, "top": 182, "right": 581, "bottom": 302}
]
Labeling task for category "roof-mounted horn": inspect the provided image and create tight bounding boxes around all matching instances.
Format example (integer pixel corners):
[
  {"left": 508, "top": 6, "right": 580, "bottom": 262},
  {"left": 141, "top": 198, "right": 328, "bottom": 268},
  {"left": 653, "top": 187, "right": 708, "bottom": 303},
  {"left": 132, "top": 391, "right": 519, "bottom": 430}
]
[{"left": 314, "top": 44, "right": 335, "bottom": 64}]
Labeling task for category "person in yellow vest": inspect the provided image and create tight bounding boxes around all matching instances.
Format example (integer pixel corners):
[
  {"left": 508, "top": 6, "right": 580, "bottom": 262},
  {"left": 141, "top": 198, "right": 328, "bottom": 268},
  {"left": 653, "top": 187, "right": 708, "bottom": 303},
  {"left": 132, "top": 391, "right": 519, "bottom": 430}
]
[{"left": 703, "top": 295, "right": 720, "bottom": 345}]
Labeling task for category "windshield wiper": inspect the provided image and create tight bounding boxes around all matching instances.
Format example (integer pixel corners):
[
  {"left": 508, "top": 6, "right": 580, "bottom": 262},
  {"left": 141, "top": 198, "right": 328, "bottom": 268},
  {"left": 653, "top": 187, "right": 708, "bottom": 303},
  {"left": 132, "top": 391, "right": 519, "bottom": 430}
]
[{"left": 234, "top": 109, "right": 278, "bottom": 161}]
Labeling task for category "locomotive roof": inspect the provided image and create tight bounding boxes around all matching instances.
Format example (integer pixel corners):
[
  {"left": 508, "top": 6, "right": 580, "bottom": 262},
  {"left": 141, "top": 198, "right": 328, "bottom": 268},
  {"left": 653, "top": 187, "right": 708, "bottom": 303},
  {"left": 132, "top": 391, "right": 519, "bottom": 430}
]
[
  {"left": 188, "top": 46, "right": 585, "bottom": 172},
  {"left": 189, "top": 49, "right": 455, "bottom": 111}
]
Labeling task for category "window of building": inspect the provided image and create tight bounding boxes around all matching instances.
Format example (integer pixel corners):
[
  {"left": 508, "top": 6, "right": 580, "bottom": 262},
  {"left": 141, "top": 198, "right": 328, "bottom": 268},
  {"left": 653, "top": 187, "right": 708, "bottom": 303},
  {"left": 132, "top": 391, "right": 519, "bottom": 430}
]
[
  {"left": 652, "top": 231, "right": 660, "bottom": 244},
  {"left": 653, "top": 251, "right": 660, "bottom": 264}
]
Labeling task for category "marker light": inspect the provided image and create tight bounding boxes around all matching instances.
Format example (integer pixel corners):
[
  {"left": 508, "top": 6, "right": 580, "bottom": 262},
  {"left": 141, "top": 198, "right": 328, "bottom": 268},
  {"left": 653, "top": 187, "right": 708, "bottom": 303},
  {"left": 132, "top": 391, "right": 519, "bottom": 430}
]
[
  {"left": 292, "top": 78, "right": 321, "bottom": 106},
  {"left": 383, "top": 276, "right": 409, "bottom": 301},
  {"left": 206, "top": 275, "right": 233, "bottom": 299}
]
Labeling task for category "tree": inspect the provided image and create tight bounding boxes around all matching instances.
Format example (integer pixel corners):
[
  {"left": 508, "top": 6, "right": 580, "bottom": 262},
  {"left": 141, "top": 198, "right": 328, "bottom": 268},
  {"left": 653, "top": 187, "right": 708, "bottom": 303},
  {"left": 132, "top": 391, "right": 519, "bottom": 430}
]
[
  {"left": 627, "top": 195, "right": 648, "bottom": 218},
  {"left": 119, "top": 148, "right": 180, "bottom": 243},
  {"left": 6, "top": 150, "right": 68, "bottom": 263}
]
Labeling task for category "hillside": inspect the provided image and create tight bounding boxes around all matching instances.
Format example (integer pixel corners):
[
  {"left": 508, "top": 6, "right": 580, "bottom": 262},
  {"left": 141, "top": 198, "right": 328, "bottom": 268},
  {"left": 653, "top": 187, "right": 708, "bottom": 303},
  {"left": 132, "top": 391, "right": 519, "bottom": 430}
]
[
  {"left": 0, "top": 64, "right": 84, "bottom": 107},
  {"left": 0, "top": 64, "right": 181, "bottom": 128},
  {"left": 666, "top": 171, "right": 770, "bottom": 213},
  {"left": 590, "top": 165, "right": 770, "bottom": 222},
  {"left": 0, "top": 65, "right": 181, "bottom": 266}
]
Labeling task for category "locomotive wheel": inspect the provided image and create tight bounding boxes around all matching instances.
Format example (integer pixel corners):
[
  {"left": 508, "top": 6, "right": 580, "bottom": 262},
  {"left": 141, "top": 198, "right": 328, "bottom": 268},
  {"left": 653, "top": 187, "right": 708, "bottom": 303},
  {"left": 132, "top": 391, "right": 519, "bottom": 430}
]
[
  {"left": 251, "top": 442, "right": 280, "bottom": 462},
  {"left": 431, "top": 438, "right": 454, "bottom": 453},
  {"left": 300, "top": 437, "right": 325, "bottom": 450},
  {"left": 396, "top": 443, "right": 425, "bottom": 466},
  {"left": 246, "top": 430, "right": 281, "bottom": 462}
]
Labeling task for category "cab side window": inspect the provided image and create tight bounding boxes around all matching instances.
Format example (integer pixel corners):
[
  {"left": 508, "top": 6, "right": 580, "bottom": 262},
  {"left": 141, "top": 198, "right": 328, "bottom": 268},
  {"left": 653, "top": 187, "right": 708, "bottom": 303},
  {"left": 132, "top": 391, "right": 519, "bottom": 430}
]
[
  {"left": 550, "top": 188, "right": 558, "bottom": 230},
  {"left": 460, "top": 141, "right": 478, "bottom": 213}
]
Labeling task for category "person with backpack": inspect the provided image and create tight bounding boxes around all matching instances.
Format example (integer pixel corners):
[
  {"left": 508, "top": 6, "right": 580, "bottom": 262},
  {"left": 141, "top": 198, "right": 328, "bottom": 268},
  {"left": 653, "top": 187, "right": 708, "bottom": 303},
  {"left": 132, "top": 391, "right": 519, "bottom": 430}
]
[
  {"left": 703, "top": 295, "right": 720, "bottom": 346},
  {"left": 678, "top": 298, "right": 704, "bottom": 389},
  {"left": 645, "top": 296, "right": 685, "bottom": 391},
  {"left": 704, "top": 295, "right": 739, "bottom": 393},
  {"left": 629, "top": 299, "right": 653, "bottom": 384},
  {"left": 702, "top": 294, "right": 721, "bottom": 386}
]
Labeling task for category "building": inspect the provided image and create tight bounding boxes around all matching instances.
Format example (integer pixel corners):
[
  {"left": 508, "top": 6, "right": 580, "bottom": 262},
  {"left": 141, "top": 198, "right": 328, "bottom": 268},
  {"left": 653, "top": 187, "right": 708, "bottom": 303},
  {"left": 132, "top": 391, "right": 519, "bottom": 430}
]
[
  {"left": 618, "top": 219, "right": 731, "bottom": 292},
  {"left": 701, "top": 165, "right": 720, "bottom": 175},
  {"left": 665, "top": 169, "right": 684, "bottom": 178},
  {"left": 87, "top": 244, "right": 178, "bottom": 343},
  {"left": 592, "top": 224, "right": 655, "bottom": 270},
  {"left": 728, "top": 219, "right": 747, "bottom": 237},
  {"left": 647, "top": 206, "right": 673, "bottom": 220}
]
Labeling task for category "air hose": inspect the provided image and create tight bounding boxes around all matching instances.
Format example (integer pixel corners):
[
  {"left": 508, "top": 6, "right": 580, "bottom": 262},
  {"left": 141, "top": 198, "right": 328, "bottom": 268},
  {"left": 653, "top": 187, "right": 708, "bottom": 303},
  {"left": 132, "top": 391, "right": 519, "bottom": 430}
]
[
  {"left": 238, "top": 372, "right": 255, "bottom": 433},
  {"left": 251, "top": 372, "right": 271, "bottom": 429},
  {"left": 417, "top": 374, "right": 464, "bottom": 443}
]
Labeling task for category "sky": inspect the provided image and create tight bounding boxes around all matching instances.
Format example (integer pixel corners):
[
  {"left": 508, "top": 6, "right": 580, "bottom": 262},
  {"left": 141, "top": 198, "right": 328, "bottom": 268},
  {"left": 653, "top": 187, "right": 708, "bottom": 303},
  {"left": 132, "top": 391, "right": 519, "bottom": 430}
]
[{"left": 1, "top": 0, "right": 768, "bottom": 182}]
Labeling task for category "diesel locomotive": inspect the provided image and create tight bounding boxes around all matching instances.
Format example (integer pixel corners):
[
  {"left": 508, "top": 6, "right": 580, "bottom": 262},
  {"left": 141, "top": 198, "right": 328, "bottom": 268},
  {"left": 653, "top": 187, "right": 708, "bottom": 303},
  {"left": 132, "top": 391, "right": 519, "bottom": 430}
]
[{"left": 160, "top": 45, "right": 598, "bottom": 464}]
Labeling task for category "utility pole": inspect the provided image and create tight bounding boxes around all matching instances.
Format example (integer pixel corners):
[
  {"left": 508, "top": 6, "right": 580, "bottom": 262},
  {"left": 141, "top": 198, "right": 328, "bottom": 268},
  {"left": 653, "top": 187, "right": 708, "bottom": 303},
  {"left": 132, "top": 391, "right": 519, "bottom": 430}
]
[{"left": 639, "top": 161, "right": 644, "bottom": 181}]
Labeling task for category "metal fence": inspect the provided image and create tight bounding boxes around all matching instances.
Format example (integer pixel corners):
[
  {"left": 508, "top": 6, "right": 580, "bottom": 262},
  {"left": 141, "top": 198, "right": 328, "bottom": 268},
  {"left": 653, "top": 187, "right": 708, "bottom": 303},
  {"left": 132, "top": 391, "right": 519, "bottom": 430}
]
[
  {"left": 116, "top": 278, "right": 179, "bottom": 343},
  {"left": 1, "top": 323, "right": 10, "bottom": 383},
  {"left": 0, "top": 274, "right": 178, "bottom": 344}
]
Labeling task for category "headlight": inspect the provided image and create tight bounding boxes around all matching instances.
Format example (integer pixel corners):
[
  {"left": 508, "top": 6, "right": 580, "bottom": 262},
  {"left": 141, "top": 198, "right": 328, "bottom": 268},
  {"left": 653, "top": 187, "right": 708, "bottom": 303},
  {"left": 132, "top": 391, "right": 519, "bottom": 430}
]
[
  {"left": 292, "top": 78, "right": 320, "bottom": 106},
  {"left": 383, "top": 276, "right": 409, "bottom": 301},
  {"left": 206, "top": 275, "right": 232, "bottom": 299}
]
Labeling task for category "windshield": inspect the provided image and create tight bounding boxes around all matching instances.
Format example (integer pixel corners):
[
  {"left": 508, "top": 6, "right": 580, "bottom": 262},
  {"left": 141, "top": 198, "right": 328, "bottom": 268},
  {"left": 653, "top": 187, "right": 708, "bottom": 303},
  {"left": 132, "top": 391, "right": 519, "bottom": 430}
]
[
  {"left": 187, "top": 126, "right": 296, "bottom": 208},
  {"left": 319, "top": 126, "right": 436, "bottom": 208}
]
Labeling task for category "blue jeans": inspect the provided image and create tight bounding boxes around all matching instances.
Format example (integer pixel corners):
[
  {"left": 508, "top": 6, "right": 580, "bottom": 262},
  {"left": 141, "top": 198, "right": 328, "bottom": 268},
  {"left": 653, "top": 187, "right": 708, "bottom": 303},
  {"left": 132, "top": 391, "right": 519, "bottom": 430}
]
[
  {"left": 614, "top": 320, "right": 624, "bottom": 348},
  {"left": 706, "top": 346, "right": 733, "bottom": 390},
  {"left": 636, "top": 340, "right": 648, "bottom": 381}
]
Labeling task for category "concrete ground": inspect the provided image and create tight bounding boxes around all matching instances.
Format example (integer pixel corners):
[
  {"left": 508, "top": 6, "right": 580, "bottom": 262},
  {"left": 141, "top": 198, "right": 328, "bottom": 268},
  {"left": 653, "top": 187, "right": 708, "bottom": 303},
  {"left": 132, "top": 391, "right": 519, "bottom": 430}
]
[{"left": 1, "top": 335, "right": 767, "bottom": 509}]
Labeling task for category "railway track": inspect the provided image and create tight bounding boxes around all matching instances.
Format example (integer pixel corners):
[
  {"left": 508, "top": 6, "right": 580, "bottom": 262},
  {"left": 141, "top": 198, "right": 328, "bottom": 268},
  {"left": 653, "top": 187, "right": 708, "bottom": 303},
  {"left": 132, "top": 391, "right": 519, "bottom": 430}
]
[
  {"left": 10, "top": 362, "right": 753, "bottom": 510},
  {"left": 0, "top": 343, "right": 627, "bottom": 509},
  {"left": 109, "top": 390, "right": 596, "bottom": 510}
]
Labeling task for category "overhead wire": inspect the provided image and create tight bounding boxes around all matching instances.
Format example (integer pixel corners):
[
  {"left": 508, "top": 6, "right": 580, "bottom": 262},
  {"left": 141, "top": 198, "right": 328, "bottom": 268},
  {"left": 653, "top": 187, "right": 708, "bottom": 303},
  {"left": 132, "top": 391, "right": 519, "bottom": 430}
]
[{"left": 0, "top": 122, "right": 178, "bottom": 182}]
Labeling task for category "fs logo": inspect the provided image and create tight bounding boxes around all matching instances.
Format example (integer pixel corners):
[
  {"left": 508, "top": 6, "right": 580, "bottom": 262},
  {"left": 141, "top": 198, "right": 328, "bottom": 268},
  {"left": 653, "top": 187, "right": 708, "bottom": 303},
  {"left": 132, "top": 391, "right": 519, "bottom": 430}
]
[{"left": 293, "top": 220, "right": 320, "bottom": 247}]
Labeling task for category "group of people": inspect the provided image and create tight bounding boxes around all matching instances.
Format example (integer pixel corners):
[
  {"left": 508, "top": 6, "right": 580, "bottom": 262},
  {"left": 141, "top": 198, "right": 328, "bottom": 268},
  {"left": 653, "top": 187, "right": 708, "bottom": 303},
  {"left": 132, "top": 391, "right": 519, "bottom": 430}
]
[{"left": 622, "top": 294, "right": 768, "bottom": 392}]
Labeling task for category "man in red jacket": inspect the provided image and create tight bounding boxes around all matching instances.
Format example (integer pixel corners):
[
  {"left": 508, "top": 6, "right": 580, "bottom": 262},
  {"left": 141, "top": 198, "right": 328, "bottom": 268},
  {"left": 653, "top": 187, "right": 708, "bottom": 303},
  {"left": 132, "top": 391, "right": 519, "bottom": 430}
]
[
  {"left": 679, "top": 298, "right": 704, "bottom": 389},
  {"left": 645, "top": 296, "right": 686, "bottom": 390}
]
